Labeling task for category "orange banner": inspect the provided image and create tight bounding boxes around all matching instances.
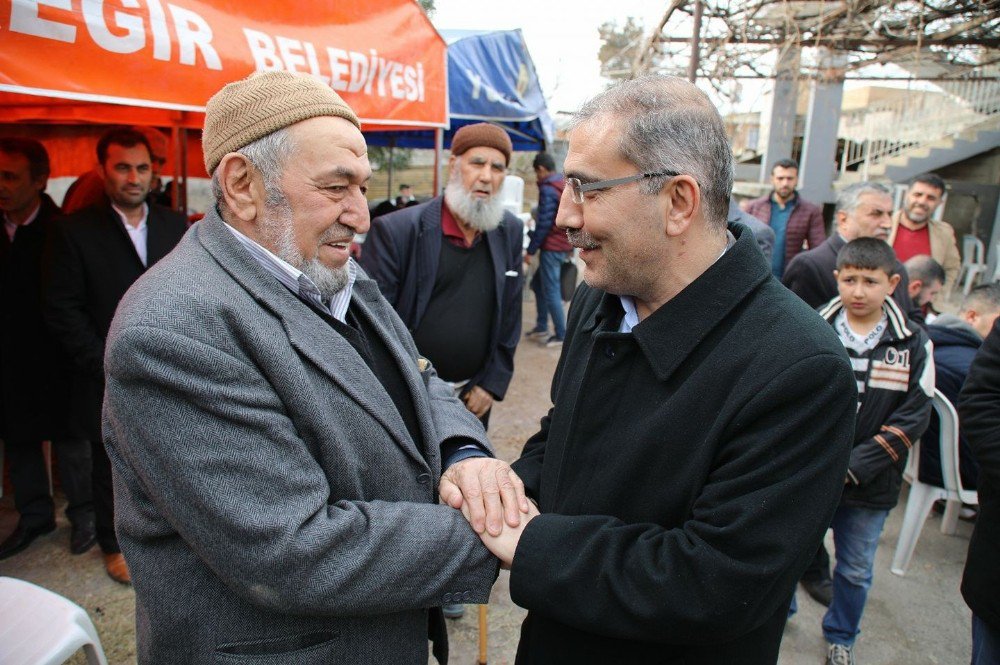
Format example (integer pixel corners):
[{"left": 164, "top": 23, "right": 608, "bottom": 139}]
[{"left": 0, "top": 0, "right": 448, "bottom": 129}]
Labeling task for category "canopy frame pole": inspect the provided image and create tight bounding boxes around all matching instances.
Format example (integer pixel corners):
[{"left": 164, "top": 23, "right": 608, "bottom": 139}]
[{"left": 433, "top": 128, "right": 444, "bottom": 196}]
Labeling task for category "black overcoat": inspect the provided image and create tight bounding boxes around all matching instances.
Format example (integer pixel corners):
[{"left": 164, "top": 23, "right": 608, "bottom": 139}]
[
  {"left": 509, "top": 224, "right": 858, "bottom": 664},
  {"left": 44, "top": 200, "right": 186, "bottom": 440},
  {"left": 0, "top": 193, "right": 68, "bottom": 441},
  {"left": 958, "top": 318, "right": 1000, "bottom": 633}
]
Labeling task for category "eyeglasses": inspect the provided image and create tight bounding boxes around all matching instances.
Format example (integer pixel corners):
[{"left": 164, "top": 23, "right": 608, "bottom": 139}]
[{"left": 565, "top": 171, "right": 680, "bottom": 204}]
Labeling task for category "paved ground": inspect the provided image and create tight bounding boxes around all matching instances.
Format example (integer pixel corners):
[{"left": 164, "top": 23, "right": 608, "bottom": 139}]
[{"left": 0, "top": 297, "right": 976, "bottom": 664}]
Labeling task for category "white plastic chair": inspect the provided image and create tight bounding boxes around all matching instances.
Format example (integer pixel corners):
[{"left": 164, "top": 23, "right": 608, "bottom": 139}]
[
  {"left": 958, "top": 235, "right": 987, "bottom": 296},
  {"left": 890, "top": 390, "right": 979, "bottom": 576},
  {"left": 0, "top": 577, "right": 108, "bottom": 665}
]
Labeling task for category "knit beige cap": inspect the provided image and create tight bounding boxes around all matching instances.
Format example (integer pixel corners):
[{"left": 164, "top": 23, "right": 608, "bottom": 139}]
[{"left": 202, "top": 71, "right": 361, "bottom": 175}]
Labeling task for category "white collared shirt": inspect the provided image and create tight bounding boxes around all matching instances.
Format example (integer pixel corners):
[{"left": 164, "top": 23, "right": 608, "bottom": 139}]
[
  {"left": 223, "top": 222, "right": 356, "bottom": 323},
  {"left": 112, "top": 203, "right": 149, "bottom": 266},
  {"left": 3, "top": 202, "right": 41, "bottom": 243}
]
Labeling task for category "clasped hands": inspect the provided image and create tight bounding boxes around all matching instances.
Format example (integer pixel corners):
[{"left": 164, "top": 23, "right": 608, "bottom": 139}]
[{"left": 440, "top": 458, "right": 538, "bottom": 569}]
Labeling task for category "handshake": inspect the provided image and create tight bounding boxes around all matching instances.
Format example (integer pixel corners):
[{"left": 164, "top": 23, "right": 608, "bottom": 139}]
[{"left": 440, "top": 457, "right": 539, "bottom": 569}]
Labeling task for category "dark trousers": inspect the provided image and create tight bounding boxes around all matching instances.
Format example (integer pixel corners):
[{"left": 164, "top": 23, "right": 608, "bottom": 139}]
[
  {"left": 803, "top": 541, "right": 832, "bottom": 582},
  {"left": 91, "top": 438, "right": 119, "bottom": 553},
  {"left": 5, "top": 438, "right": 93, "bottom": 528}
]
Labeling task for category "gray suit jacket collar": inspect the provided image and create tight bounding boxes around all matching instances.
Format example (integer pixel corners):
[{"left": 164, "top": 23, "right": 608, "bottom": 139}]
[{"left": 196, "top": 208, "right": 436, "bottom": 470}]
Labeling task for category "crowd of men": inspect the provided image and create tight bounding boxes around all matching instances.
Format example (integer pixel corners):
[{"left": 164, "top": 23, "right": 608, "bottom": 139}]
[
  {"left": 0, "top": 129, "right": 186, "bottom": 586},
  {"left": 0, "top": 70, "right": 997, "bottom": 665}
]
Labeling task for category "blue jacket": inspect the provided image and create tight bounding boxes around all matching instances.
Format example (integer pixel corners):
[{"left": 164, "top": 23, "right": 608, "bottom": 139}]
[
  {"left": 921, "top": 315, "right": 982, "bottom": 488},
  {"left": 359, "top": 197, "right": 524, "bottom": 399},
  {"left": 527, "top": 174, "right": 569, "bottom": 254},
  {"left": 728, "top": 200, "right": 775, "bottom": 263}
]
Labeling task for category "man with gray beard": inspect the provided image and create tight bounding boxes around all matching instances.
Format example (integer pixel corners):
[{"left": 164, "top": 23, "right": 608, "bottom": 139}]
[
  {"left": 361, "top": 123, "right": 525, "bottom": 619},
  {"left": 360, "top": 122, "right": 524, "bottom": 429},
  {"left": 101, "top": 72, "right": 530, "bottom": 664}
]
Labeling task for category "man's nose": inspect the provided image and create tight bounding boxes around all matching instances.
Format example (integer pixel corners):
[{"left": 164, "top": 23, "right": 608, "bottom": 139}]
[
  {"left": 342, "top": 189, "right": 371, "bottom": 234},
  {"left": 555, "top": 196, "right": 581, "bottom": 229}
]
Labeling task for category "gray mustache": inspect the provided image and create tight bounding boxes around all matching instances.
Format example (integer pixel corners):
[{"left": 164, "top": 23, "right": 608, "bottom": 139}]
[{"left": 566, "top": 229, "right": 598, "bottom": 250}]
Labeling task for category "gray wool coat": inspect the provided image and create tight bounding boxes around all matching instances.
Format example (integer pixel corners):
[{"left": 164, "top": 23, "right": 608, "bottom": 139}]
[{"left": 102, "top": 208, "right": 498, "bottom": 664}]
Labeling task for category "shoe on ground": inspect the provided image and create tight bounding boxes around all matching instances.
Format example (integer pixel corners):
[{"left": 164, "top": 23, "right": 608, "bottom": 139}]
[
  {"left": 544, "top": 336, "right": 563, "bottom": 348},
  {"left": 104, "top": 552, "right": 132, "bottom": 585},
  {"left": 0, "top": 519, "right": 56, "bottom": 560},
  {"left": 826, "top": 642, "right": 855, "bottom": 665},
  {"left": 801, "top": 577, "right": 833, "bottom": 607},
  {"left": 442, "top": 603, "right": 465, "bottom": 619},
  {"left": 70, "top": 521, "right": 97, "bottom": 555},
  {"left": 525, "top": 328, "right": 548, "bottom": 340}
]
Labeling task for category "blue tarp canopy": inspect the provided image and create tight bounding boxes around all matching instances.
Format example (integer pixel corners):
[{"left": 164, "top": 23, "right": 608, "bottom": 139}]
[{"left": 366, "top": 28, "right": 554, "bottom": 151}]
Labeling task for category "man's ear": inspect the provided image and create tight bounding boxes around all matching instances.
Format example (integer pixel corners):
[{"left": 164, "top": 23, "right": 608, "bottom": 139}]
[
  {"left": 888, "top": 273, "right": 902, "bottom": 294},
  {"left": 907, "top": 278, "right": 923, "bottom": 298},
  {"left": 834, "top": 210, "right": 847, "bottom": 233},
  {"left": 664, "top": 175, "right": 700, "bottom": 237},
  {"left": 216, "top": 153, "right": 261, "bottom": 223}
]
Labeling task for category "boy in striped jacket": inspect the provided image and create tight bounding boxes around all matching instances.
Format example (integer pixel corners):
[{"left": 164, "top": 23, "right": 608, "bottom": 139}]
[{"left": 815, "top": 237, "right": 935, "bottom": 665}]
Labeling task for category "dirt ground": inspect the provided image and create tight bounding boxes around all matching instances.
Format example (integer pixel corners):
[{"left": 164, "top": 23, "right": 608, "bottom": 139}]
[{"left": 0, "top": 296, "right": 976, "bottom": 665}]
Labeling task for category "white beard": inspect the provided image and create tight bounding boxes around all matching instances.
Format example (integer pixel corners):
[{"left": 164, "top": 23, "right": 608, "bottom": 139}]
[
  {"left": 444, "top": 177, "right": 504, "bottom": 233},
  {"left": 260, "top": 197, "right": 350, "bottom": 300}
]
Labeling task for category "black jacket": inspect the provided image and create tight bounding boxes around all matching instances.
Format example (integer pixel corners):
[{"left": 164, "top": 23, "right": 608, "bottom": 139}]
[
  {"left": 44, "top": 201, "right": 187, "bottom": 440},
  {"left": 359, "top": 197, "right": 523, "bottom": 400},
  {"left": 959, "top": 318, "right": 1000, "bottom": 632},
  {"left": 782, "top": 233, "right": 920, "bottom": 322},
  {"left": 0, "top": 194, "right": 69, "bottom": 441},
  {"left": 509, "top": 224, "right": 857, "bottom": 664},
  {"left": 819, "top": 296, "right": 934, "bottom": 509}
]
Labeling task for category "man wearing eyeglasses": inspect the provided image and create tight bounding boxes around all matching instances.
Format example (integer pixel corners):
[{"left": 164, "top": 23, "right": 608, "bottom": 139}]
[{"left": 461, "top": 75, "right": 858, "bottom": 663}]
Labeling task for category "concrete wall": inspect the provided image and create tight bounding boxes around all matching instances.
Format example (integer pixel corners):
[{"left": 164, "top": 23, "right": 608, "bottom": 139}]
[{"left": 938, "top": 147, "right": 1000, "bottom": 241}]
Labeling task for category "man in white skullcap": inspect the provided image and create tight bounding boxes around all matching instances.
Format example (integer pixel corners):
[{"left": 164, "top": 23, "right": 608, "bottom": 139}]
[{"left": 102, "top": 70, "right": 530, "bottom": 664}]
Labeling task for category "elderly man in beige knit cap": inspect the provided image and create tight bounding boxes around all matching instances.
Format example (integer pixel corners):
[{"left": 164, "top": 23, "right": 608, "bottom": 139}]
[{"left": 101, "top": 71, "right": 532, "bottom": 664}]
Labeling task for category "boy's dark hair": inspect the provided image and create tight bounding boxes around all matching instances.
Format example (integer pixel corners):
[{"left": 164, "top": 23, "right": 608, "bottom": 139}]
[
  {"left": 0, "top": 137, "right": 51, "bottom": 181},
  {"left": 836, "top": 238, "right": 898, "bottom": 275},
  {"left": 910, "top": 172, "right": 946, "bottom": 195},
  {"left": 97, "top": 127, "right": 152, "bottom": 165},
  {"left": 398, "top": 183, "right": 410, "bottom": 191},
  {"left": 532, "top": 152, "right": 556, "bottom": 171},
  {"left": 771, "top": 158, "right": 798, "bottom": 173}
]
